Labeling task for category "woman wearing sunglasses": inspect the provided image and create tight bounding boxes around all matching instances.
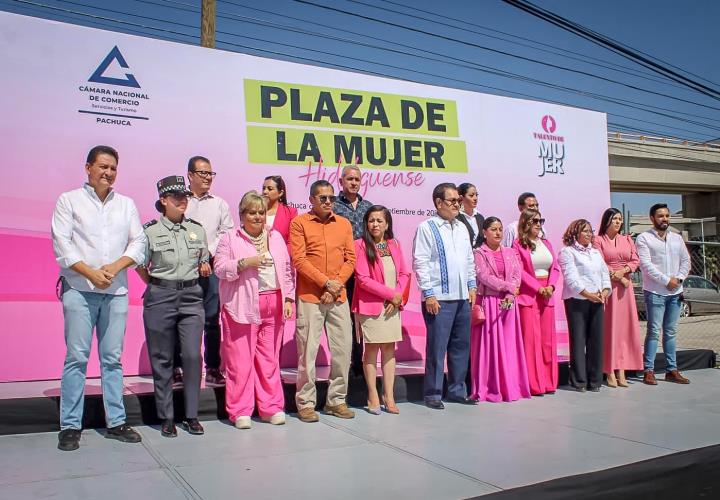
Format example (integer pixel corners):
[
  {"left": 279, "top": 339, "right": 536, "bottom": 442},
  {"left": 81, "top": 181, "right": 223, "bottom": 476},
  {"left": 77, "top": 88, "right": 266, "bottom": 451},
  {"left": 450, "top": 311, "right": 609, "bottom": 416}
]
[{"left": 513, "top": 209, "right": 561, "bottom": 396}]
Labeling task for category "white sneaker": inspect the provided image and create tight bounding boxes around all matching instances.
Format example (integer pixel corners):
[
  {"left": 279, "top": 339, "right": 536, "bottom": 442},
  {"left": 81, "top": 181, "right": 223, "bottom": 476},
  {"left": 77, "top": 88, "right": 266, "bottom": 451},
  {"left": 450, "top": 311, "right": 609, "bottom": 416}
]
[
  {"left": 234, "top": 416, "right": 252, "bottom": 429},
  {"left": 266, "top": 412, "right": 286, "bottom": 425}
]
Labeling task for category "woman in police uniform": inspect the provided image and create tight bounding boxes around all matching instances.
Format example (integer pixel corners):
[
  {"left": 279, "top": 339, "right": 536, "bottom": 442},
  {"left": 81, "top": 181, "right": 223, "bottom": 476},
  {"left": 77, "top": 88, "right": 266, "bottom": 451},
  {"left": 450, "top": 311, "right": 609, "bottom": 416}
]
[{"left": 137, "top": 176, "right": 210, "bottom": 437}]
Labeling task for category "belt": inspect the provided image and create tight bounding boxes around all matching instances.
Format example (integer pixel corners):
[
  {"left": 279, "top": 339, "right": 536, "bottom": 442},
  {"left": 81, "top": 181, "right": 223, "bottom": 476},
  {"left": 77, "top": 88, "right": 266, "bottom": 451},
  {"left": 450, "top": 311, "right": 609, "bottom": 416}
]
[{"left": 149, "top": 277, "right": 199, "bottom": 289}]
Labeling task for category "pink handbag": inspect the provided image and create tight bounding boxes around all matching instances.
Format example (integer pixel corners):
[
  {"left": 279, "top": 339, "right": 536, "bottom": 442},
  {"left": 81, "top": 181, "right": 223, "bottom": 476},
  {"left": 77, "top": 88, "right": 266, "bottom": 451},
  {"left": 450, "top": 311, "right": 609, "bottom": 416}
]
[{"left": 471, "top": 303, "right": 485, "bottom": 326}]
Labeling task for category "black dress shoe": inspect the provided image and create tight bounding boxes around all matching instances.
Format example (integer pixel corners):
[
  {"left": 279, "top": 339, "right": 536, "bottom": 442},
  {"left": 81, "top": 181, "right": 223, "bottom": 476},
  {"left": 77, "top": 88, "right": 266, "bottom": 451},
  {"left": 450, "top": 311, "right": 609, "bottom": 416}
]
[
  {"left": 58, "top": 429, "right": 81, "bottom": 451},
  {"left": 106, "top": 424, "right": 142, "bottom": 443},
  {"left": 183, "top": 419, "right": 204, "bottom": 435},
  {"left": 161, "top": 420, "right": 177, "bottom": 438},
  {"left": 446, "top": 396, "right": 479, "bottom": 405},
  {"left": 588, "top": 386, "right": 601, "bottom": 392},
  {"left": 425, "top": 400, "right": 445, "bottom": 410}
]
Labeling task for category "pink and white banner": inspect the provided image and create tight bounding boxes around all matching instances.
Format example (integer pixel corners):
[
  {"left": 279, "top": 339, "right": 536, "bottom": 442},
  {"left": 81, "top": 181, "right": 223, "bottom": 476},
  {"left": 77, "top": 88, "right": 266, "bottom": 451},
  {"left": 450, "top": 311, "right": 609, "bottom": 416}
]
[{"left": 0, "top": 12, "right": 609, "bottom": 382}]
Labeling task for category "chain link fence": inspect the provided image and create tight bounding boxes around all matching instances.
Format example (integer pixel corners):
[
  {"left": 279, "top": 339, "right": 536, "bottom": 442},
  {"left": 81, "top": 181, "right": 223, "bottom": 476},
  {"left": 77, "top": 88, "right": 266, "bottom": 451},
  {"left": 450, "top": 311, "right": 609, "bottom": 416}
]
[{"left": 634, "top": 241, "right": 720, "bottom": 362}]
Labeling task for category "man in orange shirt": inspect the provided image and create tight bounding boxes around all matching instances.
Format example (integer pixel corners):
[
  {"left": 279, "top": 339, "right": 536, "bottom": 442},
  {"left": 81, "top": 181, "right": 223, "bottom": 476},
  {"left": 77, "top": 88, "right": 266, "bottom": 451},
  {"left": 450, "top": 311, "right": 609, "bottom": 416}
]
[{"left": 290, "top": 180, "right": 357, "bottom": 423}]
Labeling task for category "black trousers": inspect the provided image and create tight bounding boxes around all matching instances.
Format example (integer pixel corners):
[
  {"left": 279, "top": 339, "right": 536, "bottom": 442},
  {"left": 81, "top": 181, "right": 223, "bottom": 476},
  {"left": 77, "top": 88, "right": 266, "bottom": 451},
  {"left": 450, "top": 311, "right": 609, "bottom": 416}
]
[
  {"left": 144, "top": 283, "right": 204, "bottom": 420},
  {"left": 564, "top": 298, "right": 604, "bottom": 389},
  {"left": 174, "top": 273, "right": 221, "bottom": 370},
  {"left": 346, "top": 274, "right": 364, "bottom": 376}
]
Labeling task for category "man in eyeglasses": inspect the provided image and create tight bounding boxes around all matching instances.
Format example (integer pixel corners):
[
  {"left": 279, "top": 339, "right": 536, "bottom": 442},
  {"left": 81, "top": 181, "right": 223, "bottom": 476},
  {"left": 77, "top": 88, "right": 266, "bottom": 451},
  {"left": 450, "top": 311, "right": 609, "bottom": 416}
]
[
  {"left": 332, "top": 165, "right": 374, "bottom": 378},
  {"left": 176, "top": 156, "right": 234, "bottom": 388},
  {"left": 290, "top": 180, "right": 357, "bottom": 423},
  {"left": 413, "top": 183, "right": 478, "bottom": 410},
  {"left": 502, "top": 192, "right": 544, "bottom": 247}
]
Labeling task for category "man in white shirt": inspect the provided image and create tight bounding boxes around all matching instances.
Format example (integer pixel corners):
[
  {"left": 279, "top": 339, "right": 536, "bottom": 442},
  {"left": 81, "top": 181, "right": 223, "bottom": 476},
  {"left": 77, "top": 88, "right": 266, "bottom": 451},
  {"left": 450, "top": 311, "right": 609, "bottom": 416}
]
[
  {"left": 182, "top": 156, "right": 234, "bottom": 386},
  {"left": 413, "top": 183, "right": 477, "bottom": 409},
  {"left": 636, "top": 204, "right": 691, "bottom": 385},
  {"left": 502, "top": 192, "right": 541, "bottom": 247},
  {"left": 51, "top": 146, "right": 146, "bottom": 451}
]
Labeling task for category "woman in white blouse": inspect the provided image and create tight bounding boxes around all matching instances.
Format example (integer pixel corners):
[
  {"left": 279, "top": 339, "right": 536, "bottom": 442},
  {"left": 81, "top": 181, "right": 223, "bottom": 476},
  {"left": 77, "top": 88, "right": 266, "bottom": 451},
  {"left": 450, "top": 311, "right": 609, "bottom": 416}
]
[{"left": 558, "top": 219, "right": 611, "bottom": 392}]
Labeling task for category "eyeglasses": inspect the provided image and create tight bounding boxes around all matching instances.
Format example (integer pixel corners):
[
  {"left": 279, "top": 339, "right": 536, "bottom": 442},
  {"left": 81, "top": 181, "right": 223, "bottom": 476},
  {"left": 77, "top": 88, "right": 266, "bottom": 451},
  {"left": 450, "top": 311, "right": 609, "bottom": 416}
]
[
  {"left": 530, "top": 218, "right": 546, "bottom": 226},
  {"left": 581, "top": 228, "right": 595, "bottom": 234},
  {"left": 191, "top": 170, "right": 217, "bottom": 178},
  {"left": 443, "top": 198, "right": 462, "bottom": 206},
  {"left": 316, "top": 195, "right": 337, "bottom": 204}
]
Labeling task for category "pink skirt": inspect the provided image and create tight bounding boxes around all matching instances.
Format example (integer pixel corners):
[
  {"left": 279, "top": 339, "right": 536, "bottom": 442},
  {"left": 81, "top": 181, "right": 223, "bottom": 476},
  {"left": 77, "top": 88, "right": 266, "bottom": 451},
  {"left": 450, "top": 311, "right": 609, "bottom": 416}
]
[{"left": 470, "top": 295, "right": 531, "bottom": 402}]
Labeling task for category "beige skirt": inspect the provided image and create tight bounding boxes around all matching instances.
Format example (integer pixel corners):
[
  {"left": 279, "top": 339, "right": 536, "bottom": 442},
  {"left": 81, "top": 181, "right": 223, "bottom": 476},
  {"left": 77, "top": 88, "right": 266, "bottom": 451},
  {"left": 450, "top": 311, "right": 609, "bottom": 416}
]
[{"left": 356, "top": 255, "right": 402, "bottom": 344}]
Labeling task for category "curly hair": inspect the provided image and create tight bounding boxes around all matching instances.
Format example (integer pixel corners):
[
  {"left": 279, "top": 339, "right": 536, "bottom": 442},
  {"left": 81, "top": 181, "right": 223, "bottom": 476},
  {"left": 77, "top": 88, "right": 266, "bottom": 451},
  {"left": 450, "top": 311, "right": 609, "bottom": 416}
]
[
  {"left": 517, "top": 209, "right": 541, "bottom": 251},
  {"left": 562, "top": 219, "right": 592, "bottom": 246}
]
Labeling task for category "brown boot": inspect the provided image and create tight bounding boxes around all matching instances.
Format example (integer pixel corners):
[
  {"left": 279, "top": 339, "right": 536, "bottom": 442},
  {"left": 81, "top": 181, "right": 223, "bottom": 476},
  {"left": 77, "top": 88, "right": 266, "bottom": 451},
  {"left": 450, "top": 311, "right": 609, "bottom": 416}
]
[
  {"left": 643, "top": 370, "right": 658, "bottom": 385},
  {"left": 324, "top": 403, "right": 355, "bottom": 419},
  {"left": 665, "top": 370, "right": 690, "bottom": 384},
  {"left": 297, "top": 407, "right": 319, "bottom": 423}
]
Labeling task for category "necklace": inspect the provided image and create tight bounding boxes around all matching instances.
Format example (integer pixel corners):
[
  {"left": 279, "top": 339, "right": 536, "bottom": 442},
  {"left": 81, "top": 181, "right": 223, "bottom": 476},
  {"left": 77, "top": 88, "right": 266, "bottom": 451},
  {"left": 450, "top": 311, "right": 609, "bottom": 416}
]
[
  {"left": 375, "top": 240, "right": 391, "bottom": 257},
  {"left": 242, "top": 227, "right": 268, "bottom": 254}
]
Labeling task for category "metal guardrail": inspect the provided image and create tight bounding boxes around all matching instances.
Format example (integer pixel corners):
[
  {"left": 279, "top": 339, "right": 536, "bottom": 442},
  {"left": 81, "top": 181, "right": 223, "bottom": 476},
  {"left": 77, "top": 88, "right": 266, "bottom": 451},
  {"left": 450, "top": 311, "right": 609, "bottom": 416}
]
[
  {"left": 608, "top": 131, "right": 720, "bottom": 150},
  {"left": 632, "top": 241, "right": 720, "bottom": 361}
]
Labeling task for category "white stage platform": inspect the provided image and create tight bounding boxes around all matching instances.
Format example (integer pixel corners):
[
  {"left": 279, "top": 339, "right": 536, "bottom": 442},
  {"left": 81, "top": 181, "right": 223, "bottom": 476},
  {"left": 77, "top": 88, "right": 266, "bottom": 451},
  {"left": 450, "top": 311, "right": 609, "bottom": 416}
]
[{"left": 1, "top": 368, "right": 719, "bottom": 500}]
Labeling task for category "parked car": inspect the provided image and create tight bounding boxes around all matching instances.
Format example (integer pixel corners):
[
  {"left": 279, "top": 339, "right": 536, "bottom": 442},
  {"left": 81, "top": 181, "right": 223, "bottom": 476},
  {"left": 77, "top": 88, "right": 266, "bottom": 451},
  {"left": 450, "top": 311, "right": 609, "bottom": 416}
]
[{"left": 632, "top": 273, "right": 720, "bottom": 319}]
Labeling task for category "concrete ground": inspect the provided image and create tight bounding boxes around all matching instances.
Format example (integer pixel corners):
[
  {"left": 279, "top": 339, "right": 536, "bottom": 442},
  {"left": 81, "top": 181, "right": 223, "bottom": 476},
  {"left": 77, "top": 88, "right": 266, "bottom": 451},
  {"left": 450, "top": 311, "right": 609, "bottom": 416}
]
[{"left": 1, "top": 369, "right": 719, "bottom": 500}]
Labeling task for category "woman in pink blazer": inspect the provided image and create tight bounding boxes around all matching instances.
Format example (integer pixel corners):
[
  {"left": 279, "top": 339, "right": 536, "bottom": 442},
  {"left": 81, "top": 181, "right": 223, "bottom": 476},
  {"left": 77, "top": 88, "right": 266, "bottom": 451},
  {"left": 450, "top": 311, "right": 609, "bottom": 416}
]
[
  {"left": 472, "top": 217, "right": 531, "bottom": 402},
  {"left": 512, "top": 208, "right": 561, "bottom": 395},
  {"left": 352, "top": 205, "right": 411, "bottom": 415},
  {"left": 262, "top": 175, "right": 298, "bottom": 245},
  {"left": 214, "top": 191, "right": 295, "bottom": 430}
]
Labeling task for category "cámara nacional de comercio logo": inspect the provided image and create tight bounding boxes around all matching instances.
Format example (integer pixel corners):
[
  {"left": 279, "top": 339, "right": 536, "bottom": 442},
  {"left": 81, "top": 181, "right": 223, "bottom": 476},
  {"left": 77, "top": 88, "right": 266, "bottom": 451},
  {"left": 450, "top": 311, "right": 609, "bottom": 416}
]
[
  {"left": 77, "top": 46, "right": 150, "bottom": 127},
  {"left": 533, "top": 115, "right": 565, "bottom": 177}
]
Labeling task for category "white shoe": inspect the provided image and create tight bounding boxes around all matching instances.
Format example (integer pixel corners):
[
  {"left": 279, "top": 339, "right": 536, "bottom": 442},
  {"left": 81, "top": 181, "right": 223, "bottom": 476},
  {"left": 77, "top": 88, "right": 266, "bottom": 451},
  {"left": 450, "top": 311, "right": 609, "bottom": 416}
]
[
  {"left": 234, "top": 416, "right": 252, "bottom": 429},
  {"left": 266, "top": 412, "right": 286, "bottom": 425}
]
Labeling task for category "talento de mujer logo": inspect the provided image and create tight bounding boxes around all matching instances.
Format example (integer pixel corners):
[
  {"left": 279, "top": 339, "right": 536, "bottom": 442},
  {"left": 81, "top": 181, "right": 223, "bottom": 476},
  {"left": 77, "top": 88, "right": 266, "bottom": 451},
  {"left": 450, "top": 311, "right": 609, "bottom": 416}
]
[{"left": 534, "top": 115, "right": 565, "bottom": 177}]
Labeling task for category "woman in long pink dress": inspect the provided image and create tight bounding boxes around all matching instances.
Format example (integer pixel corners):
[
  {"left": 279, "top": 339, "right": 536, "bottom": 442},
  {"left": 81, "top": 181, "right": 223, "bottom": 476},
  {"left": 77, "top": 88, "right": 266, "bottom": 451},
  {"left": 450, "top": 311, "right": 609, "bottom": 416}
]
[
  {"left": 594, "top": 208, "right": 643, "bottom": 387},
  {"left": 513, "top": 209, "right": 561, "bottom": 395},
  {"left": 471, "top": 217, "right": 531, "bottom": 402}
]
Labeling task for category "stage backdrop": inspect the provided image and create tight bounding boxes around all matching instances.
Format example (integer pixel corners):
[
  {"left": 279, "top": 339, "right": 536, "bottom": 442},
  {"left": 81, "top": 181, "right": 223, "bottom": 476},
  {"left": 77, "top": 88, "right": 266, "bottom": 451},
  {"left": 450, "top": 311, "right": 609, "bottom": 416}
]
[{"left": 0, "top": 12, "right": 609, "bottom": 382}]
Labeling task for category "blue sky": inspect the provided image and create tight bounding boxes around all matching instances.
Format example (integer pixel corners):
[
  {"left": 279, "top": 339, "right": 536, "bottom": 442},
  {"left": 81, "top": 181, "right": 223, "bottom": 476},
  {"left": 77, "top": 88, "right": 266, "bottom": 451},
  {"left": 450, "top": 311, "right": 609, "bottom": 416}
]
[{"left": 2, "top": 0, "right": 715, "bottom": 213}]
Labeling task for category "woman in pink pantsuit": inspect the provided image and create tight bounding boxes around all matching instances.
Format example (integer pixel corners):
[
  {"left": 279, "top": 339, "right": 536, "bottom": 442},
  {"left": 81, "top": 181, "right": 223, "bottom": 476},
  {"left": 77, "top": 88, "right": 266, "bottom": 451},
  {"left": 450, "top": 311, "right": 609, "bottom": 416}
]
[
  {"left": 214, "top": 191, "right": 295, "bottom": 429},
  {"left": 513, "top": 209, "right": 561, "bottom": 395},
  {"left": 594, "top": 208, "right": 643, "bottom": 387},
  {"left": 471, "top": 217, "right": 531, "bottom": 402}
]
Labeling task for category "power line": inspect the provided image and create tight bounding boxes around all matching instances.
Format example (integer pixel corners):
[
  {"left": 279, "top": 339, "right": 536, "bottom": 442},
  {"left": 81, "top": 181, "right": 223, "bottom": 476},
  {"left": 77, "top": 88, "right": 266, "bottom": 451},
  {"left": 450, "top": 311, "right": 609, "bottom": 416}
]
[
  {"left": 364, "top": 0, "right": 691, "bottom": 91},
  {"left": 7, "top": 0, "right": 718, "bottom": 140},
  {"left": 145, "top": 0, "right": 720, "bottom": 131},
  {"left": 502, "top": 0, "right": 720, "bottom": 100},
  {"left": 292, "top": 0, "right": 720, "bottom": 112},
  {"left": 213, "top": 0, "right": 720, "bottom": 131},
  {"left": 0, "top": 0, "right": 195, "bottom": 43}
]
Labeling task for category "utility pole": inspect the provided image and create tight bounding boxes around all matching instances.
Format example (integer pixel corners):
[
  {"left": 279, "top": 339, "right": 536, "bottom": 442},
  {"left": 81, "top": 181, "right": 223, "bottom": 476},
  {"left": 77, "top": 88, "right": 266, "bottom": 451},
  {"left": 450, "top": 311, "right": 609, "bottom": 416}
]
[{"left": 201, "top": 0, "right": 216, "bottom": 48}]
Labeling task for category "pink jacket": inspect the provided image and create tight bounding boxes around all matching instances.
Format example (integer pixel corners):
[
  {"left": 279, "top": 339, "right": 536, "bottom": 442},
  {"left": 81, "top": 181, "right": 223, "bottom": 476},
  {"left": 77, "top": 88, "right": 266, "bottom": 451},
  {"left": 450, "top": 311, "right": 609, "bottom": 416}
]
[
  {"left": 214, "top": 228, "right": 295, "bottom": 325},
  {"left": 474, "top": 245, "right": 521, "bottom": 300},
  {"left": 512, "top": 238, "right": 561, "bottom": 307},
  {"left": 351, "top": 238, "right": 411, "bottom": 316},
  {"left": 270, "top": 203, "right": 298, "bottom": 245}
]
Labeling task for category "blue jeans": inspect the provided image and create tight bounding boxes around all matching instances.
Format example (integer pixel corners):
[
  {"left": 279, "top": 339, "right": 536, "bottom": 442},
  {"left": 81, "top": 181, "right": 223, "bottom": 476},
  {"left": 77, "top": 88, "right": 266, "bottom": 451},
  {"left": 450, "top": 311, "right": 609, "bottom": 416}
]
[
  {"left": 422, "top": 300, "right": 471, "bottom": 402},
  {"left": 643, "top": 291, "right": 681, "bottom": 372},
  {"left": 60, "top": 287, "right": 128, "bottom": 430}
]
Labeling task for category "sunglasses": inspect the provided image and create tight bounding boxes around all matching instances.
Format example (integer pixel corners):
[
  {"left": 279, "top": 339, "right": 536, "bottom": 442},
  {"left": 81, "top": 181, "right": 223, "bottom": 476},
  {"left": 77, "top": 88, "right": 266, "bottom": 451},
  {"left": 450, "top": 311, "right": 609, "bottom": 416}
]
[
  {"left": 316, "top": 195, "right": 337, "bottom": 204},
  {"left": 530, "top": 218, "right": 546, "bottom": 225},
  {"left": 191, "top": 170, "right": 216, "bottom": 178}
]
